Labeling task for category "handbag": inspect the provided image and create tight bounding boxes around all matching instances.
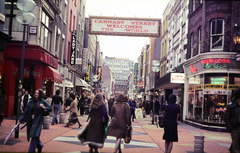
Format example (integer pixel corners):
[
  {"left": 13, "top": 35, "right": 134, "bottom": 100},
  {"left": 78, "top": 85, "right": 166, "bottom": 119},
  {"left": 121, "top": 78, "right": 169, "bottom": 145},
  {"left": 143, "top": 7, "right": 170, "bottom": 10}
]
[
  {"left": 158, "top": 114, "right": 165, "bottom": 128},
  {"left": 42, "top": 110, "right": 49, "bottom": 116},
  {"left": 124, "top": 125, "right": 132, "bottom": 143},
  {"left": 104, "top": 123, "right": 108, "bottom": 139}
]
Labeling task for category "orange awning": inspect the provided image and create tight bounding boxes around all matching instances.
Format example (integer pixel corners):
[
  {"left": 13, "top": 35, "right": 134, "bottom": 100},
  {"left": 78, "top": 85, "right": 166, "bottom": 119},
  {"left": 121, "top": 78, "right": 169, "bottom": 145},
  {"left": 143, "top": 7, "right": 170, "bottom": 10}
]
[{"left": 43, "top": 66, "right": 62, "bottom": 83}]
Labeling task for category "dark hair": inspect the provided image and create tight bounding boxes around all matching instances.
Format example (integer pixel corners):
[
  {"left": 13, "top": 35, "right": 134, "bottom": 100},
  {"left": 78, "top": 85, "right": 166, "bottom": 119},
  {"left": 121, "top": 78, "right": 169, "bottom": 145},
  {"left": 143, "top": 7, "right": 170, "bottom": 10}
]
[
  {"left": 103, "top": 95, "right": 105, "bottom": 100},
  {"left": 91, "top": 93, "right": 103, "bottom": 109},
  {"left": 47, "top": 94, "right": 51, "bottom": 98},
  {"left": 33, "top": 89, "right": 44, "bottom": 101},
  {"left": 234, "top": 88, "right": 240, "bottom": 100},
  {"left": 168, "top": 94, "right": 176, "bottom": 104},
  {"left": 117, "top": 94, "right": 126, "bottom": 102},
  {"left": 1, "top": 89, "right": 5, "bottom": 94},
  {"left": 70, "top": 93, "right": 75, "bottom": 100},
  {"left": 56, "top": 89, "right": 60, "bottom": 95}
]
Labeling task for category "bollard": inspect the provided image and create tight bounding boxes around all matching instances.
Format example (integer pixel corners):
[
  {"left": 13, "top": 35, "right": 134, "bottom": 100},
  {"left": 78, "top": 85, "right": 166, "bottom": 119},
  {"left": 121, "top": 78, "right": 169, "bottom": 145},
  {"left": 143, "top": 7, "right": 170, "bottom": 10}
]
[
  {"left": 194, "top": 135, "right": 205, "bottom": 153},
  {"left": 59, "top": 113, "right": 65, "bottom": 124},
  {"left": 49, "top": 111, "right": 54, "bottom": 123},
  {"left": 43, "top": 116, "right": 50, "bottom": 129}
]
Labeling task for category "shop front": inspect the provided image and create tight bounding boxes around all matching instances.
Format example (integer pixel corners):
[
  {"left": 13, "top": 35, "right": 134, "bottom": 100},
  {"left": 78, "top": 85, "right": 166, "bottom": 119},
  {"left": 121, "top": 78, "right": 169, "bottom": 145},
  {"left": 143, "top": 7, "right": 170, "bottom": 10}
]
[
  {"left": 2, "top": 44, "right": 62, "bottom": 117},
  {"left": 155, "top": 72, "right": 184, "bottom": 115},
  {"left": 183, "top": 52, "right": 239, "bottom": 131}
]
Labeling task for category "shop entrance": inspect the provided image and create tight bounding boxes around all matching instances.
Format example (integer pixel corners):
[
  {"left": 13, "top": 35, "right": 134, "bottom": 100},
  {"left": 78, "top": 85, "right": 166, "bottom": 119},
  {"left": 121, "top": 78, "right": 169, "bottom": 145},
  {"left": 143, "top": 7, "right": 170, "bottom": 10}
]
[{"left": 13, "top": 77, "right": 35, "bottom": 116}]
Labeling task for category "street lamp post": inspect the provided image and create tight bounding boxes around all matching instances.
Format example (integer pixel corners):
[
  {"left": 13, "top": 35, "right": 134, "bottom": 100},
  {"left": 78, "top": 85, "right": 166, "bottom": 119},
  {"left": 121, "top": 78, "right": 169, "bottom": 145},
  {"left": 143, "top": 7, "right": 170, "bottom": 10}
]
[
  {"left": 15, "top": 0, "right": 36, "bottom": 138},
  {"left": 151, "top": 60, "right": 160, "bottom": 124}
]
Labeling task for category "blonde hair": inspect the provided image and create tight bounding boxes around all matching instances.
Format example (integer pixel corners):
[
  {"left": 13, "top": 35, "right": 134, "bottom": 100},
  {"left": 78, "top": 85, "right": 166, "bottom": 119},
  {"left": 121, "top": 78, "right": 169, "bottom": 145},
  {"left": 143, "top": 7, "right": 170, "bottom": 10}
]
[{"left": 90, "top": 93, "right": 104, "bottom": 109}]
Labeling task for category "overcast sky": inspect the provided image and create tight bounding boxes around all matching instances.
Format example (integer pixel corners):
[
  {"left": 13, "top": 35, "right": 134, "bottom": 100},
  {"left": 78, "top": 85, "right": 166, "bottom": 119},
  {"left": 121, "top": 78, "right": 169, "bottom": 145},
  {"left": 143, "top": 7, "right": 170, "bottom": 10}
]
[{"left": 85, "top": 0, "right": 169, "bottom": 62}]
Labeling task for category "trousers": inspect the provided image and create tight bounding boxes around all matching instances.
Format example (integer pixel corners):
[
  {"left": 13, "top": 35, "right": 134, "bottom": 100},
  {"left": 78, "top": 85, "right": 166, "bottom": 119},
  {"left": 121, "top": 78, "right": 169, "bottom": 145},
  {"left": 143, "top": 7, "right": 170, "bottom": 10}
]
[
  {"left": 28, "top": 137, "right": 43, "bottom": 153},
  {"left": 52, "top": 104, "right": 60, "bottom": 124}
]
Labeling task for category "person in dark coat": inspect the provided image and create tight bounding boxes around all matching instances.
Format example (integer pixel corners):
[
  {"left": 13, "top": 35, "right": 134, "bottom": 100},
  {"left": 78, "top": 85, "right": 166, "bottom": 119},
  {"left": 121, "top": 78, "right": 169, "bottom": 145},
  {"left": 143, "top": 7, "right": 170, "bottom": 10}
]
[
  {"left": 78, "top": 94, "right": 109, "bottom": 153},
  {"left": 18, "top": 89, "right": 52, "bottom": 153},
  {"left": 107, "top": 94, "right": 131, "bottom": 153},
  {"left": 163, "top": 94, "right": 180, "bottom": 153},
  {"left": 51, "top": 89, "right": 63, "bottom": 125},
  {"left": 108, "top": 97, "right": 115, "bottom": 116},
  {"left": 0, "top": 89, "right": 7, "bottom": 126},
  {"left": 79, "top": 95, "right": 85, "bottom": 116},
  {"left": 130, "top": 100, "right": 136, "bottom": 122},
  {"left": 226, "top": 88, "right": 240, "bottom": 153},
  {"left": 154, "top": 98, "right": 160, "bottom": 115}
]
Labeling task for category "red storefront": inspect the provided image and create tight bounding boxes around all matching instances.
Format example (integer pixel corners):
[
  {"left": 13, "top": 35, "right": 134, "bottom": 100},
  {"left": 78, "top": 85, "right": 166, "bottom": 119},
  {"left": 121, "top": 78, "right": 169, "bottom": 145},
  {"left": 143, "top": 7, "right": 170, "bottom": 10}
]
[{"left": 2, "top": 44, "right": 62, "bottom": 117}]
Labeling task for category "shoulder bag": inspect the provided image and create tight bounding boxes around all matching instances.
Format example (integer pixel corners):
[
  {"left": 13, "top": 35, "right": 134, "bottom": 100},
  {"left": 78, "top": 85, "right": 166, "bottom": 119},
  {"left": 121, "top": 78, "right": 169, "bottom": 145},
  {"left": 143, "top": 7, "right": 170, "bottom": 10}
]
[{"left": 124, "top": 125, "right": 132, "bottom": 143}]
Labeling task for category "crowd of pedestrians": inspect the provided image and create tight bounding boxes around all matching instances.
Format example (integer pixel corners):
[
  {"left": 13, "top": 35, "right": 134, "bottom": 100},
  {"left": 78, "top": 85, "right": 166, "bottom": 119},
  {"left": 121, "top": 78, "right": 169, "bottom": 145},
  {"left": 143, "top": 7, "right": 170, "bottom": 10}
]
[{"left": 1, "top": 86, "right": 240, "bottom": 153}]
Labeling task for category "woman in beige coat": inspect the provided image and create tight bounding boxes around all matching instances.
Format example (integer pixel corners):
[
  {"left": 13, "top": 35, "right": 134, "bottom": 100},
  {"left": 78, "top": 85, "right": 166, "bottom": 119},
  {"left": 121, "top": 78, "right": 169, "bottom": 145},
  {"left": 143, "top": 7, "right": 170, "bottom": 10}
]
[
  {"left": 65, "top": 93, "right": 82, "bottom": 128},
  {"left": 107, "top": 94, "right": 131, "bottom": 153}
]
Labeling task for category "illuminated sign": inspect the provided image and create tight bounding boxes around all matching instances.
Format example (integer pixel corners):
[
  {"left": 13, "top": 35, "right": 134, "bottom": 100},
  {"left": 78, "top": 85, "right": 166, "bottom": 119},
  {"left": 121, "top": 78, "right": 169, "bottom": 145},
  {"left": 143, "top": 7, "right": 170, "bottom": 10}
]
[
  {"left": 211, "top": 78, "right": 227, "bottom": 84},
  {"left": 171, "top": 73, "right": 185, "bottom": 83},
  {"left": 70, "top": 30, "right": 76, "bottom": 65},
  {"left": 190, "top": 65, "right": 197, "bottom": 73},
  {"left": 89, "top": 16, "right": 161, "bottom": 37},
  {"left": 202, "top": 58, "right": 230, "bottom": 69},
  {"left": 136, "top": 81, "right": 144, "bottom": 88},
  {"left": 86, "top": 64, "right": 91, "bottom": 82},
  {"left": 97, "top": 66, "right": 102, "bottom": 81},
  {"left": 83, "top": 48, "right": 88, "bottom": 70}
]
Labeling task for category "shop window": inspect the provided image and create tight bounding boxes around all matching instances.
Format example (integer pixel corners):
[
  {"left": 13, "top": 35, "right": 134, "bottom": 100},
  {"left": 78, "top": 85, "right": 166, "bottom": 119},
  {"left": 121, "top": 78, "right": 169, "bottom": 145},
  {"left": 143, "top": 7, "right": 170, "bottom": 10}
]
[{"left": 210, "top": 19, "right": 224, "bottom": 51}]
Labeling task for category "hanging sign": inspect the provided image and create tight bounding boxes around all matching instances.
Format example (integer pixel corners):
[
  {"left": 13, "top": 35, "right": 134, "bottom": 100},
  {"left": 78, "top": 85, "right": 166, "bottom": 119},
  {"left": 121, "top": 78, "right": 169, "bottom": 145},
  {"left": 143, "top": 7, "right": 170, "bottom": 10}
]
[{"left": 70, "top": 30, "right": 76, "bottom": 65}]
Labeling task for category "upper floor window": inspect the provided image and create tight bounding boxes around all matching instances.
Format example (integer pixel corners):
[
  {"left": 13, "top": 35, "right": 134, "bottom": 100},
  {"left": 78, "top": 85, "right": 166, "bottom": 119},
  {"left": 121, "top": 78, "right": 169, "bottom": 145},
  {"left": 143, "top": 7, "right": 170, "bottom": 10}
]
[
  {"left": 192, "top": 0, "right": 195, "bottom": 12},
  {"left": 210, "top": 19, "right": 224, "bottom": 51},
  {"left": 190, "top": 33, "right": 194, "bottom": 57},
  {"left": 198, "top": 27, "right": 201, "bottom": 54},
  {"left": 40, "top": 11, "right": 53, "bottom": 52}
]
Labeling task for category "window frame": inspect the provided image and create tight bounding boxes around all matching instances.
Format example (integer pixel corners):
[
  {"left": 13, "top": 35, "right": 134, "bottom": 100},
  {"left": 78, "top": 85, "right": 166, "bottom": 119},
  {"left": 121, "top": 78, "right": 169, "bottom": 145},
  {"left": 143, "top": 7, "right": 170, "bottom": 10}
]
[
  {"left": 190, "top": 33, "right": 194, "bottom": 58},
  {"left": 210, "top": 19, "right": 224, "bottom": 51},
  {"left": 198, "top": 27, "right": 201, "bottom": 54}
]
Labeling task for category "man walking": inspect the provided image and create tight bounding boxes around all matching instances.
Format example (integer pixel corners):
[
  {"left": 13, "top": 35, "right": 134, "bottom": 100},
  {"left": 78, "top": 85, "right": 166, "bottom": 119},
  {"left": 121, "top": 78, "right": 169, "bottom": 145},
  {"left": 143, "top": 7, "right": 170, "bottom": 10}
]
[
  {"left": 51, "top": 89, "right": 63, "bottom": 125},
  {"left": 226, "top": 88, "right": 240, "bottom": 153}
]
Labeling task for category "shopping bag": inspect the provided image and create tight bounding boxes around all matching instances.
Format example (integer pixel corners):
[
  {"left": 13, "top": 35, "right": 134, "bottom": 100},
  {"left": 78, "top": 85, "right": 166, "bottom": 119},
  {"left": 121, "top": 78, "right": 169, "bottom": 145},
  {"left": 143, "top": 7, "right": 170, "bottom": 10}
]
[{"left": 124, "top": 125, "right": 132, "bottom": 144}]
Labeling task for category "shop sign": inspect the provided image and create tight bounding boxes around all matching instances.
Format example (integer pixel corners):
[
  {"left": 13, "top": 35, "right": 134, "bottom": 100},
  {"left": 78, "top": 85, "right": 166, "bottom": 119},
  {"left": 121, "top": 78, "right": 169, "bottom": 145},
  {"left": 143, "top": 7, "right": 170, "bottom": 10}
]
[
  {"left": 0, "top": 12, "right": 5, "bottom": 23},
  {"left": 136, "top": 81, "right": 144, "bottom": 88},
  {"left": 86, "top": 64, "right": 91, "bottom": 82},
  {"left": 70, "top": 30, "right": 76, "bottom": 65},
  {"left": 211, "top": 78, "right": 227, "bottom": 84},
  {"left": 82, "top": 48, "right": 88, "bottom": 71},
  {"left": 13, "top": 68, "right": 40, "bottom": 77},
  {"left": 204, "top": 89, "right": 231, "bottom": 95},
  {"left": 171, "top": 73, "right": 185, "bottom": 83},
  {"left": 97, "top": 66, "right": 102, "bottom": 81},
  {"left": 187, "top": 58, "right": 236, "bottom": 76},
  {"left": 89, "top": 16, "right": 161, "bottom": 37}
]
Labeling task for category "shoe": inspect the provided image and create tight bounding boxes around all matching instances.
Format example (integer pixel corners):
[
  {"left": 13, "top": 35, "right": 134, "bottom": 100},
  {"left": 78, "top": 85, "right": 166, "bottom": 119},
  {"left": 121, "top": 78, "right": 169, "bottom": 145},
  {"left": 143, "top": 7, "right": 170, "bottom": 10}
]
[
  {"left": 37, "top": 142, "right": 43, "bottom": 153},
  {"left": 64, "top": 124, "right": 69, "bottom": 127},
  {"left": 78, "top": 124, "right": 82, "bottom": 128},
  {"left": 51, "top": 123, "right": 54, "bottom": 125}
]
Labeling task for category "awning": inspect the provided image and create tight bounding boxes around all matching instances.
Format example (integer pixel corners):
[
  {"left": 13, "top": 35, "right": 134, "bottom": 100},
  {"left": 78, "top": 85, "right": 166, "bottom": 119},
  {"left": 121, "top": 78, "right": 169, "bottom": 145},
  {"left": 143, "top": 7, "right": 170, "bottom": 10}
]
[
  {"left": 64, "top": 80, "right": 74, "bottom": 88},
  {"left": 75, "top": 77, "right": 90, "bottom": 88},
  {"left": 43, "top": 66, "right": 62, "bottom": 83}
]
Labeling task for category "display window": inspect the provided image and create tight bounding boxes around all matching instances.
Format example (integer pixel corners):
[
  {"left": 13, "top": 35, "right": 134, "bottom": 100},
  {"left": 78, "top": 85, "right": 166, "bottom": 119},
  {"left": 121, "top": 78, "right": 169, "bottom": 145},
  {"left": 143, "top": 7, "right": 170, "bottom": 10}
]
[{"left": 187, "top": 73, "right": 240, "bottom": 124}]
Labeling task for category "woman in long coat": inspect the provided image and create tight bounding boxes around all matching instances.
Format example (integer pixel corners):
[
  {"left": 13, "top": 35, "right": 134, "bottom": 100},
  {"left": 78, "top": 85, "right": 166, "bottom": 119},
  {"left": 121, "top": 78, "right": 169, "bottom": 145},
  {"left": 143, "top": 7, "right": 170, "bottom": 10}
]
[
  {"left": 65, "top": 93, "right": 82, "bottom": 128},
  {"left": 78, "top": 93, "right": 109, "bottom": 153},
  {"left": 107, "top": 94, "right": 131, "bottom": 153},
  {"left": 163, "top": 94, "right": 180, "bottom": 153},
  {"left": 18, "top": 89, "right": 52, "bottom": 153}
]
